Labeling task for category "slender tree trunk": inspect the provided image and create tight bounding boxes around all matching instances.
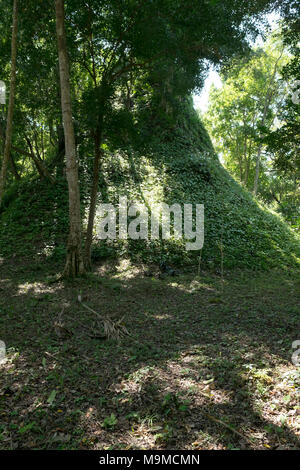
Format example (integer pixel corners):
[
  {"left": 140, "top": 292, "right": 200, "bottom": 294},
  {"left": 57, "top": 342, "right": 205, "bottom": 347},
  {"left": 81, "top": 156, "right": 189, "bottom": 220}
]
[
  {"left": 0, "top": 0, "right": 18, "bottom": 206},
  {"left": 244, "top": 140, "right": 252, "bottom": 187},
  {"left": 9, "top": 151, "right": 20, "bottom": 180},
  {"left": 1, "top": 121, "right": 52, "bottom": 182},
  {"left": 24, "top": 136, "right": 55, "bottom": 183},
  {"left": 84, "top": 127, "right": 103, "bottom": 271},
  {"left": 253, "top": 145, "right": 263, "bottom": 196},
  {"left": 253, "top": 50, "right": 284, "bottom": 196},
  {"left": 55, "top": 0, "right": 84, "bottom": 277},
  {"left": 242, "top": 134, "right": 247, "bottom": 183},
  {"left": 0, "top": 122, "right": 20, "bottom": 181}
]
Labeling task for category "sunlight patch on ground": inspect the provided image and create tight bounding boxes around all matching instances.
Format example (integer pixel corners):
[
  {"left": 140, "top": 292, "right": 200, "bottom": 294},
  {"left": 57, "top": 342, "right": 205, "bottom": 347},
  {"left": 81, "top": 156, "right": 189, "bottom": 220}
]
[
  {"left": 150, "top": 313, "right": 172, "bottom": 320},
  {"left": 114, "top": 259, "right": 142, "bottom": 279},
  {"left": 17, "top": 281, "right": 59, "bottom": 295},
  {"left": 161, "top": 276, "right": 217, "bottom": 294}
]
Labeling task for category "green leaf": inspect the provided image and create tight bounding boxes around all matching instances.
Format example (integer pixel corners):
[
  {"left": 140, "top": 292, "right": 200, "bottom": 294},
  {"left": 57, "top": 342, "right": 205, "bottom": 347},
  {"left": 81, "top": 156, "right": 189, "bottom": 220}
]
[
  {"left": 19, "top": 422, "right": 36, "bottom": 434},
  {"left": 47, "top": 390, "right": 57, "bottom": 406}
]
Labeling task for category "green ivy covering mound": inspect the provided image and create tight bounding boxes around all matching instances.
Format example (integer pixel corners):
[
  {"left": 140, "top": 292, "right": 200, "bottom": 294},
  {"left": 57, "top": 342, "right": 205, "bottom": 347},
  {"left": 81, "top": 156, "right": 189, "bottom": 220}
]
[
  {"left": 0, "top": 177, "right": 69, "bottom": 259},
  {"left": 0, "top": 102, "right": 299, "bottom": 270}
]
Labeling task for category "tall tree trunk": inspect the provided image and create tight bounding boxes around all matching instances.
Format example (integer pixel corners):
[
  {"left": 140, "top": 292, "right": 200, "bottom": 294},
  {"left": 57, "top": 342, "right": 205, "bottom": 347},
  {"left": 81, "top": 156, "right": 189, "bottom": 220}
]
[
  {"left": 9, "top": 151, "right": 20, "bottom": 180},
  {"left": 0, "top": 122, "right": 20, "bottom": 181},
  {"left": 253, "top": 49, "right": 284, "bottom": 196},
  {"left": 244, "top": 140, "right": 252, "bottom": 187},
  {"left": 242, "top": 134, "right": 247, "bottom": 184},
  {"left": 0, "top": 0, "right": 18, "bottom": 206},
  {"left": 253, "top": 144, "right": 263, "bottom": 196},
  {"left": 55, "top": 0, "right": 84, "bottom": 277},
  {"left": 84, "top": 127, "right": 103, "bottom": 271}
]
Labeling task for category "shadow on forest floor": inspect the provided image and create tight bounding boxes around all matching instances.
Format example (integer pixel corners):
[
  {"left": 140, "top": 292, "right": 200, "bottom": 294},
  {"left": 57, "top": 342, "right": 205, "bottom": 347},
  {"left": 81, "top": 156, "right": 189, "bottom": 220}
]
[{"left": 0, "top": 256, "right": 299, "bottom": 450}]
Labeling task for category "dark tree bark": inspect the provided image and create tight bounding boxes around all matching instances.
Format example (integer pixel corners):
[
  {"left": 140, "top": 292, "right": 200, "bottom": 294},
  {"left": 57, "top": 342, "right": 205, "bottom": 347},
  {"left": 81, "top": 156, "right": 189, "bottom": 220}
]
[
  {"left": 84, "top": 127, "right": 103, "bottom": 270},
  {"left": 55, "top": 0, "right": 85, "bottom": 277},
  {"left": 0, "top": 0, "right": 18, "bottom": 206}
]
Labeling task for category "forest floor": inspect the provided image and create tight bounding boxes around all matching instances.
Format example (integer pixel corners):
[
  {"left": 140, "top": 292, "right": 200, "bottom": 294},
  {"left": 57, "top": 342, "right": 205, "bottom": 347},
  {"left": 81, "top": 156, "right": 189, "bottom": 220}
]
[{"left": 0, "top": 257, "right": 299, "bottom": 450}]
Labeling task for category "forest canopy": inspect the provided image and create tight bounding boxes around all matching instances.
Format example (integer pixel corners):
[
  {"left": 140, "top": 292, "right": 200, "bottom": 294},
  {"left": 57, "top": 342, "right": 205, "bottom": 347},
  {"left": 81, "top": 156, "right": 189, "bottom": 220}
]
[
  {"left": 1, "top": 0, "right": 291, "bottom": 276},
  {"left": 0, "top": 0, "right": 300, "bottom": 455}
]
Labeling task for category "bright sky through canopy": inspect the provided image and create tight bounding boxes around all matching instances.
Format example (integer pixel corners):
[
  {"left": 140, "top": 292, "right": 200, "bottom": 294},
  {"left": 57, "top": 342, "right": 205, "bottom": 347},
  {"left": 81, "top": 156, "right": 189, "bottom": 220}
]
[{"left": 193, "top": 11, "right": 281, "bottom": 113}]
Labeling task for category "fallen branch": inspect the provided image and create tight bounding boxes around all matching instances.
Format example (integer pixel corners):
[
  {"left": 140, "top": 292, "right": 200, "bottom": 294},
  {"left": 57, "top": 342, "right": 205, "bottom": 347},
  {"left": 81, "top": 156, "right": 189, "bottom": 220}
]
[
  {"left": 202, "top": 411, "right": 254, "bottom": 446},
  {"left": 78, "top": 295, "right": 130, "bottom": 340},
  {"left": 196, "top": 386, "right": 254, "bottom": 446}
]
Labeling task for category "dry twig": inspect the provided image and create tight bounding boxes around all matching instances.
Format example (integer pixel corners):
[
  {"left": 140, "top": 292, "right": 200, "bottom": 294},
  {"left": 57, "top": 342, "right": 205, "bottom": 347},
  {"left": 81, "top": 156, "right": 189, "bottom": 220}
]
[{"left": 77, "top": 295, "right": 130, "bottom": 340}]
